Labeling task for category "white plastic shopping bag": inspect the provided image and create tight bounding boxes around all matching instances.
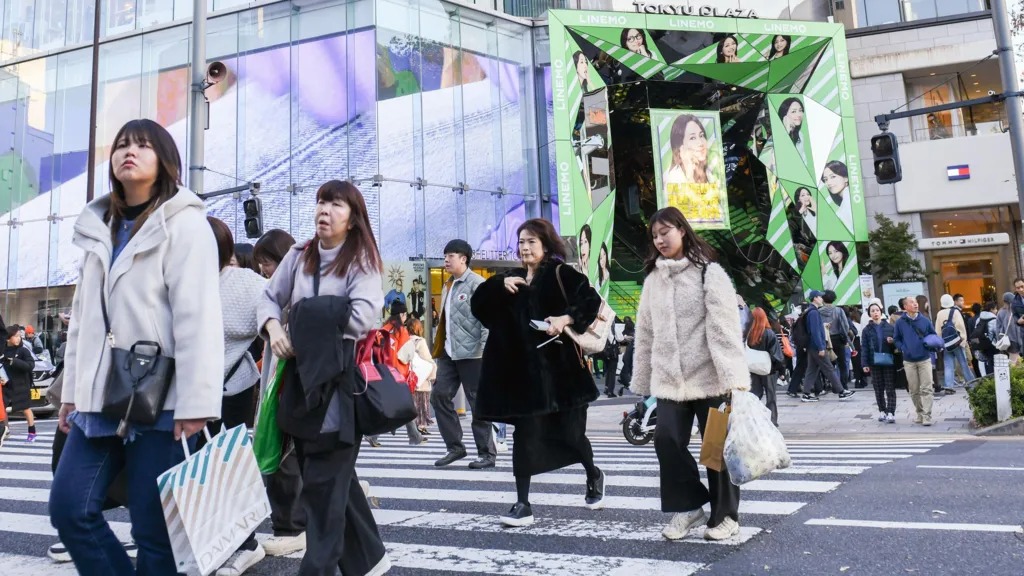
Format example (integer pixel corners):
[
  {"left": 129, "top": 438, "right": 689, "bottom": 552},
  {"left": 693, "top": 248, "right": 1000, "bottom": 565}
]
[
  {"left": 158, "top": 425, "right": 271, "bottom": 576},
  {"left": 723, "top": 391, "right": 791, "bottom": 485}
]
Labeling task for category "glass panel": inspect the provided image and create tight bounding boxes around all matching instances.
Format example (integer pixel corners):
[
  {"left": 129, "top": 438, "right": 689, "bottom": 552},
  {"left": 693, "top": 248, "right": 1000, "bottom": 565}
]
[
  {"left": 138, "top": 0, "right": 174, "bottom": 28},
  {"left": 901, "top": 0, "right": 937, "bottom": 22},
  {"left": 105, "top": 0, "right": 138, "bottom": 37},
  {"left": 35, "top": 0, "right": 69, "bottom": 50},
  {"left": 857, "top": 0, "right": 902, "bottom": 26},
  {"left": 67, "top": 0, "right": 97, "bottom": 46}
]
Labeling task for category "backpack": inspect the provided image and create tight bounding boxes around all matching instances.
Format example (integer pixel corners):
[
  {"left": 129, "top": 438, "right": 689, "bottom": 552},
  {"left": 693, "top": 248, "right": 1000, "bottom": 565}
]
[
  {"left": 940, "top": 309, "right": 962, "bottom": 352},
  {"left": 790, "top": 309, "right": 811, "bottom": 350},
  {"left": 969, "top": 317, "right": 997, "bottom": 355}
]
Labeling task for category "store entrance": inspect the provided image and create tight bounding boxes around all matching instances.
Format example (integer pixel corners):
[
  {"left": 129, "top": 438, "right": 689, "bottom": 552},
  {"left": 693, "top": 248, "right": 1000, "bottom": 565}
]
[{"left": 934, "top": 253, "right": 1000, "bottom": 310}]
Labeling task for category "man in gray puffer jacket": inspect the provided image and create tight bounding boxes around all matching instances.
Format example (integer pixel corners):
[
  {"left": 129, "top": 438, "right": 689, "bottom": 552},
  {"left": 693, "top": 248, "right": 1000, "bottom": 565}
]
[{"left": 431, "top": 239, "right": 496, "bottom": 469}]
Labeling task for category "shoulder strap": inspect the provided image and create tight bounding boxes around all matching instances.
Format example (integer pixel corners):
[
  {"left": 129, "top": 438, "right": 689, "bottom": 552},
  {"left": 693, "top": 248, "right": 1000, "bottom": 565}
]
[
  {"left": 555, "top": 264, "right": 569, "bottom": 304},
  {"left": 223, "top": 352, "right": 248, "bottom": 386}
]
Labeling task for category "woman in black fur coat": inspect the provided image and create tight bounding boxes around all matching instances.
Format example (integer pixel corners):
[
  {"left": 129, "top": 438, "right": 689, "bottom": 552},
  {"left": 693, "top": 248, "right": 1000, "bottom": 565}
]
[{"left": 472, "top": 218, "right": 604, "bottom": 527}]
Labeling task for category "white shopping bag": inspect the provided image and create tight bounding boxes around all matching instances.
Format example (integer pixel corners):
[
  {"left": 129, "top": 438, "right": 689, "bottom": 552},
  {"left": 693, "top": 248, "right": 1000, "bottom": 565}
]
[
  {"left": 723, "top": 391, "right": 791, "bottom": 485},
  {"left": 158, "top": 425, "right": 271, "bottom": 576}
]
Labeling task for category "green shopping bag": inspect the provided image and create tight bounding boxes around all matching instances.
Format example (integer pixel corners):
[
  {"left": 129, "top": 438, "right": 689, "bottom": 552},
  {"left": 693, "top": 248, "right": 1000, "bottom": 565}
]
[{"left": 253, "top": 360, "right": 286, "bottom": 475}]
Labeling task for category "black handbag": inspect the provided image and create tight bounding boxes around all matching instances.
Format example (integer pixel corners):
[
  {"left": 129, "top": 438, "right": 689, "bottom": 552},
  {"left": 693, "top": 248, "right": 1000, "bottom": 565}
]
[
  {"left": 353, "top": 329, "right": 416, "bottom": 436},
  {"left": 99, "top": 291, "right": 175, "bottom": 435}
]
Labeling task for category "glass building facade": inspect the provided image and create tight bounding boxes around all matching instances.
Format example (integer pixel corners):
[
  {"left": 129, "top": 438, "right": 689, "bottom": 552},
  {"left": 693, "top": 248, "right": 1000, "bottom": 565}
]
[{"left": 0, "top": 0, "right": 547, "bottom": 347}]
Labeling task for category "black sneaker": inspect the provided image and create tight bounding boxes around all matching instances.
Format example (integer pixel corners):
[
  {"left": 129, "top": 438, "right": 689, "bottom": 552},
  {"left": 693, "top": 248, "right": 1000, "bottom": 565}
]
[
  {"left": 786, "top": 392, "right": 800, "bottom": 398},
  {"left": 500, "top": 502, "right": 534, "bottom": 527},
  {"left": 434, "top": 449, "right": 468, "bottom": 467},
  {"left": 468, "top": 456, "right": 495, "bottom": 469},
  {"left": 585, "top": 469, "right": 605, "bottom": 510},
  {"left": 800, "top": 394, "right": 819, "bottom": 403},
  {"left": 839, "top": 390, "right": 856, "bottom": 400}
]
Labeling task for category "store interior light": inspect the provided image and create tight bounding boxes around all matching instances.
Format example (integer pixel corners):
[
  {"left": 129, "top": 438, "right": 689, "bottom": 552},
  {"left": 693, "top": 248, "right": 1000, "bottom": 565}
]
[
  {"left": 930, "top": 72, "right": 936, "bottom": 76},
  {"left": 973, "top": 82, "right": 979, "bottom": 85}
]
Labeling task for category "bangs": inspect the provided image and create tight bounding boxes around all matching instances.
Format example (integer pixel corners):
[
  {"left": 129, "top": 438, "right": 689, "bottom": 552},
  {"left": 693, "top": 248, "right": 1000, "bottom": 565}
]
[
  {"left": 114, "top": 119, "right": 156, "bottom": 147},
  {"left": 317, "top": 180, "right": 351, "bottom": 204}
]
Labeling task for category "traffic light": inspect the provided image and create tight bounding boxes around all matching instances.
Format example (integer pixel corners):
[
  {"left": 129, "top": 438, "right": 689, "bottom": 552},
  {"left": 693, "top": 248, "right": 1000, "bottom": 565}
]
[
  {"left": 243, "top": 197, "right": 263, "bottom": 239},
  {"left": 870, "top": 132, "right": 902, "bottom": 184}
]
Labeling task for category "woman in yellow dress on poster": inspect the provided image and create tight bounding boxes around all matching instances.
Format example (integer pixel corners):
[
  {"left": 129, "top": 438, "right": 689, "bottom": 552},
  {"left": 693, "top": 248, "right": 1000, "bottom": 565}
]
[{"left": 663, "top": 114, "right": 722, "bottom": 224}]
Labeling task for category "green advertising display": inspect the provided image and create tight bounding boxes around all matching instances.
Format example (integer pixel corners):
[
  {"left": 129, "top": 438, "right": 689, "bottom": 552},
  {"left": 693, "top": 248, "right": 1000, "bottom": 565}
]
[{"left": 549, "top": 10, "right": 866, "bottom": 305}]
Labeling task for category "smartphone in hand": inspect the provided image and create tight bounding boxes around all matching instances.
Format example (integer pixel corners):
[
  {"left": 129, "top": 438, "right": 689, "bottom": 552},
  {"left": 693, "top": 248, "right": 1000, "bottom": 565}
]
[{"left": 530, "top": 320, "right": 551, "bottom": 331}]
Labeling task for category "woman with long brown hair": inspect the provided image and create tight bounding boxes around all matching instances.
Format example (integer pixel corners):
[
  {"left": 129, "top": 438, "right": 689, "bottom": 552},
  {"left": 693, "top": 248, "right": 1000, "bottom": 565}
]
[
  {"left": 746, "top": 307, "right": 784, "bottom": 426},
  {"left": 472, "top": 218, "right": 604, "bottom": 527},
  {"left": 631, "top": 206, "right": 748, "bottom": 541},
  {"left": 257, "top": 180, "right": 389, "bottom": 575},
  {"left": 399, "top": 318, "right": 436, "bottom": 436}
]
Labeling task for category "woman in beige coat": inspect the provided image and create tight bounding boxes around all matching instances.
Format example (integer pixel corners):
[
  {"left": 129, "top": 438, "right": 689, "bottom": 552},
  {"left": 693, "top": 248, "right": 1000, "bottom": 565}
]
[{"left": 630, "top": 206, "right": 749, "bottom": 542}]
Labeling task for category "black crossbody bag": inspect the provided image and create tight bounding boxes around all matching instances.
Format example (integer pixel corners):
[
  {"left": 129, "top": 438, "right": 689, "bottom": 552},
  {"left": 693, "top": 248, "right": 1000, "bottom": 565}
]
[{"left": 99, "top": 291, "right": 176, "bottom": 436}]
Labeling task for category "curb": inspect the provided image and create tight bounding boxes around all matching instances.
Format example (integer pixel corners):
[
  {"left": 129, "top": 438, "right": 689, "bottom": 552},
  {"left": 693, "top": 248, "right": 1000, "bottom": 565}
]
[{"left": 972, "top": 416, "right": 1024, "bottom": 437}]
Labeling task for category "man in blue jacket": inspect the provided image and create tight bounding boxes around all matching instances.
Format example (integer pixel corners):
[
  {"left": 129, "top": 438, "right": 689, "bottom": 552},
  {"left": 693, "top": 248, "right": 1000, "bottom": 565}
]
[
  {"left": 893, "top": 296, "right": 936, "bottom": 426},
  {"left": 802, "top": 291, "right": 855, "bottom": 402}
]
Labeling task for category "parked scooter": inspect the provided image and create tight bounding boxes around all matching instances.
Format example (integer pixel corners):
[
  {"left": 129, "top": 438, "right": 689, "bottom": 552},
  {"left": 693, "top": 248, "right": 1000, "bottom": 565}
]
[{"left": 620, "top": 395, "right": 657, "bottom": 445}]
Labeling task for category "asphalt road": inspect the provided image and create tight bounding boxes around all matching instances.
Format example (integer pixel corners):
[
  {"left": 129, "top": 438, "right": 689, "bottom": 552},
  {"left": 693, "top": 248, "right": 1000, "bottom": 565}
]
[{"left": 3, "top": 416, "right": 1007, "bottom": 575}]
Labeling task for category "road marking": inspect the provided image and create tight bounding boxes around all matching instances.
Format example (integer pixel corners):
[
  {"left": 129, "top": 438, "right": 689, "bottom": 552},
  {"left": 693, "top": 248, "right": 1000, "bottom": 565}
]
[
  {"left": 0, "top": 469, "right": 51, "bottom": 481},
  {"left": 0, "top": 455, "right": 51, "bottom": 465},
  {"left": 366, "top": 486, "right": 804, "bottom": 515},
  {"left": 278, "top": 541, "right": 705, "bottom": 575},
  {"left": 0, "top": 448, "right": 52, "bottom": 456},
  {"left": 369, "top": 509, "right": 760, "bottom": 544},
  {"left": 805, "top": 518, "right": 1024, "bottom": 533},
  {"left": 917, "top": 465, "right": 1024, "bottom": 471},
  {"left": 0, "top": 511, "right": 132, "bottom": 540},
  {"left": 356, "top": 467, "right": 839, "bottom": 493},
  {"left": 354, "top": 459, "right": 868, "bottom": 475},
  {"left": 0, "top": 553, "right": 78, "bottom": 574},
  {"left": 361, "top": 450, "right": 913, "bottom": 462}
]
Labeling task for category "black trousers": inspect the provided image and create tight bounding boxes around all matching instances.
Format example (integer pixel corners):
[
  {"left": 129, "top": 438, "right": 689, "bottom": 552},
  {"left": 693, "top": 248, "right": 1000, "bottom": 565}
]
[
  {"left": 830, "top": 335, "right": 850, "bottom": 386},
  {"left": 266, "top": 439, "right": 306, "bottom": 537},
  {"left": 430, "top": 355, "right": 495, "bottom": 458},
  {"left": 603, "top": 350, "right": 620, "bottom": 394},
  {"left": 294, "top": 438, "right": 385, "bottom": 576},
  {"left": 750, "top": 374, "right": 779, "bottom": 426},
  {"left": 654, "top": 397, "right": 740, "bottom": 527},
  {"left": 788, "top": 352, "right": 806, "bottom": 395}
]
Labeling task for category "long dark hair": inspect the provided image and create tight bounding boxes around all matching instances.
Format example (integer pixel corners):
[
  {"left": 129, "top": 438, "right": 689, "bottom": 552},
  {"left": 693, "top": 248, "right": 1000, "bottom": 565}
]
[
  {"left": 106, "top": 119, "right": 182, "bottom": 241},
  {"left": 716, "top": 34, "right": 738, "bottom": 63},
  {"left": 517, "top": 218, "right": 568, "bottom": 263},
  {"left": 769, "top": 35, "right": 790, "bottom": 59},
  {"left": 301, "top": 180, "right": 383, "bottom": 277},
  {"left": 643, "top": 207, "right": 716, "bottom": 277},
  {"left": 825, "top": 241, "right": 849, "bottom": 276},
  {"left": 598, "top": 242, "right": 610, "bottom": 284},
  {"left": 620, "top": 28, "right": 651, "bottom": 57},
  {"left": 778, "top": 97, "right": 802, "bottom": 144},
  {"left": 207, "top": 216, "right": 234, "bottom": 270}
]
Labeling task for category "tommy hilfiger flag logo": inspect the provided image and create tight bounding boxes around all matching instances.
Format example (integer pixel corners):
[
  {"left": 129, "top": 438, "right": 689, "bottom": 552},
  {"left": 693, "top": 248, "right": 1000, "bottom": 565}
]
[{"left": 947, "top": 165, "right": 970, "bottom": 180}]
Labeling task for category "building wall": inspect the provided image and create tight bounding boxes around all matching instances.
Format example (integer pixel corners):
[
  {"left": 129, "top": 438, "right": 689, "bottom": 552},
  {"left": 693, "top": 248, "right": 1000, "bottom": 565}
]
[{"left": 0, "top": 0, "right": 542, "bottom": 334}]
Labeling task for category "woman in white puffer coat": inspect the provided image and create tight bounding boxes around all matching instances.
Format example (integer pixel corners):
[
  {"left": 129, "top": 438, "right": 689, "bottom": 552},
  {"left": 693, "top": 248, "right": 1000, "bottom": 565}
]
[{"left": 630, "top": 206, "right": 750, "bottom": 542}]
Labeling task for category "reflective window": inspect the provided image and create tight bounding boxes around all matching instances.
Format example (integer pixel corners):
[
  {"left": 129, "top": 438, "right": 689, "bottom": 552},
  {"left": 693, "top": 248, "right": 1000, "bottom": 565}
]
[{"left": 856, "top": 0, "right": 988, "bottom": 27}]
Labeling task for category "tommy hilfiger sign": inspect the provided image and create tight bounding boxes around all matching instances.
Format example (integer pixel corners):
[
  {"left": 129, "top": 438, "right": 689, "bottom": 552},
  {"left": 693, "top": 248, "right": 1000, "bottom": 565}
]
[
  {"left": 631, "top": 2, "right": 759, "bottom": 17},
  {"left": 918, "top": 233, "right": 1010, "bottom": 251}
]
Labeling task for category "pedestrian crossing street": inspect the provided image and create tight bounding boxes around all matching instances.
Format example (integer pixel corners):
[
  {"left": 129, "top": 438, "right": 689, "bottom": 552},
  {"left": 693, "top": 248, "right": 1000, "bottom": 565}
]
[{"left": 0, "top": 420, "right": 957, "bottom": 575}]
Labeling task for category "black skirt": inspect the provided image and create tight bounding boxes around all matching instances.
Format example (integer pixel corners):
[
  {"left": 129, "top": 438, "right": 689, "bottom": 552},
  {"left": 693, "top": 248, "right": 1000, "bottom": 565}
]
[
  {"left": 2, "top": 380, "right": 30, "bottom": 412},
  {"left": 510, "top": 406, "right": 591, "bottom": 477}
]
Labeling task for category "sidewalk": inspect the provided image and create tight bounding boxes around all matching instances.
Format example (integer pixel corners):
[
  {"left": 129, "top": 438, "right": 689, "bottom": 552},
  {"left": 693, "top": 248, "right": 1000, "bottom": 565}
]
[{"left": 586, "top": 380, "right": 973, "bottom": 439}]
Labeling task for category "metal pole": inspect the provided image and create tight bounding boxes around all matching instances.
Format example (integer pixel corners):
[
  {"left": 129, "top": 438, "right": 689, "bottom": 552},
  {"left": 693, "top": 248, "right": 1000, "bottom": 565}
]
[
  {"left": 188, "top": 0, "right": 208, "bottom": 194},
  {"left": 85, "top": 0, "right": 101, "bottom": 201},
  {"left": 992, "top": 0, "right": 1024, "bottom": 219}
]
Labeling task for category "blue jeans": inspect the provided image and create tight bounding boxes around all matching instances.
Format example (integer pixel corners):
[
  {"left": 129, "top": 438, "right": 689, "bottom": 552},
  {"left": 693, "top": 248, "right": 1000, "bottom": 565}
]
[
  {"left": 49, "top": 423, "right": 193, "bottom": 575},
  {"left": 493, "top": 422, "right": 507, "bottom": 442},
  {"left": 943, "top": 347, "right": 975, "bottom": 389}
]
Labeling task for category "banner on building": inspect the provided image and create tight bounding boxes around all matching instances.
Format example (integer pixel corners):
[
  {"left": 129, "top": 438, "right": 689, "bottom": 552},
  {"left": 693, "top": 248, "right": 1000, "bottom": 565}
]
[{"left": 650, "top": 109, "right": 729, "bottom": 230}]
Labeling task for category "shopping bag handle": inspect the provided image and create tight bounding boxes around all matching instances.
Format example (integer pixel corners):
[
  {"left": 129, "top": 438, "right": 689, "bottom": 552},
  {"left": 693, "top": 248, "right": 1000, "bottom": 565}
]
[{"left": 179, "top": 426, "right": 214, "bottom": 457}]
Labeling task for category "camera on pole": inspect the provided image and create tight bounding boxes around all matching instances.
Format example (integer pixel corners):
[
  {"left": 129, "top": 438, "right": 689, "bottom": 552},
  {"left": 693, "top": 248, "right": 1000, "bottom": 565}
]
[{"left": 870, "top": 132, "right": 902, "bottom": 184}]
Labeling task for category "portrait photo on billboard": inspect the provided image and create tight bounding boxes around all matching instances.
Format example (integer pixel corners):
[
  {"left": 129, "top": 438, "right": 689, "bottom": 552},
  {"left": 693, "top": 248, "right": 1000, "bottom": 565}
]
[
  {"left": 819, "top": 159, "right": 854, "bottom": 237},
  {"left": 651, "top": 109, "right": 729, "bottom": 230},
  {"left": 819, "top": 240, "right": 856, "bottom": 296}
]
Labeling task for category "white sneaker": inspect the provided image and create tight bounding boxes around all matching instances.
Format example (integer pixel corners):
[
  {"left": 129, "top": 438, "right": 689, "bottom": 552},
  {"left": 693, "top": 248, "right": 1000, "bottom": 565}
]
[
  {"left": 877, "top": 411, "right": 886, "bottom": 422},
  {"left": 360, "top": 480, "right": 371, "bottom": 497},
  {"left": 662, "top": 508, "right": 706, "bottom": 540},
  {"left": 366, "top": 555, "right": 392, "bottom": 576},
  {"left": 47, "top": 541, "right": 70, "bottom": 563},
  {"left": 885, "top": 413, "right": 896, "bottom": 424},
  {"left": 215, "top": 544, "right": 266, "bottom": 576},
  {"left": 495, "top": 440, "right": 508, "bottom": 453},
  {"left": 0, "top": 423, "right": 9, "bottom": 448},
  {"left": 704, "top": 517, "right": 740, "bottom": 541},
  {"left": 261, "top": 533, "right": 306, "bottom": 557}
]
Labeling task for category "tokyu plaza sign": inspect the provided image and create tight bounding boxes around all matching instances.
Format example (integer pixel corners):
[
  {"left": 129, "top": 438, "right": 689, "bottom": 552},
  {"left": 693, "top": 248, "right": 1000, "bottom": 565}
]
[{"left": 630, "top": 2, "right": 759, "bottom": 17}]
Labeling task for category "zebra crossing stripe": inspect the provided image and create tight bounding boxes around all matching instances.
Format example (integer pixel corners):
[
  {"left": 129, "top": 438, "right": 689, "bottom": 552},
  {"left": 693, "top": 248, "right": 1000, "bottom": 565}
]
[
  {"left": 353, "top": 459, "right": 871, "bottom": 475},
  {"left": 356, "top": 467, "right": 839, "bottom": 493},
  {"left": 369, "top": 509, "right": 761, "bottom": 545},
  {"left": 365, "top": 486, "right": 805, "bottom": 515}
]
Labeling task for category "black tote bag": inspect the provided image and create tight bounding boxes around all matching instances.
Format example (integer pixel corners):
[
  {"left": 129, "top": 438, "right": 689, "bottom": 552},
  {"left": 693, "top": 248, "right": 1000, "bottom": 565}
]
[{"left": 353, "top": 330, "right": 416, "bottom": 437}]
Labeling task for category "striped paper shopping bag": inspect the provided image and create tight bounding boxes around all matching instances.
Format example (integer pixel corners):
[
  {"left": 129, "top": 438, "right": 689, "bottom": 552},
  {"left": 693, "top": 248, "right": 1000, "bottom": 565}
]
[{"left": 158, "top": 425, "right": 271, "bottom": 576}]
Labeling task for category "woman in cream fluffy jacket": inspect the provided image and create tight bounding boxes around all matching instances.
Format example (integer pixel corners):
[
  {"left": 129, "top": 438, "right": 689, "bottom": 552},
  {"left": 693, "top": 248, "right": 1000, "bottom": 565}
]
[{"left": 630, "top": 206, "right": 749, "bottom": 542}]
